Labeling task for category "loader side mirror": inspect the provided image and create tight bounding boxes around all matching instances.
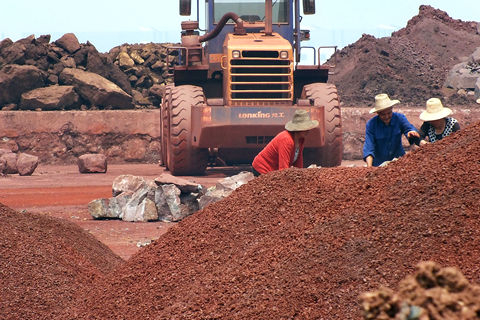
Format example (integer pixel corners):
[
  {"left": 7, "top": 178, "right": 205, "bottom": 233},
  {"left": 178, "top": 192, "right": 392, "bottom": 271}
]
[
  {"left": 180, "top": 0, "right": 191, "bottom": 16},
  {"left": 302, "top": 0, "right": 315, "bottom": 14}
]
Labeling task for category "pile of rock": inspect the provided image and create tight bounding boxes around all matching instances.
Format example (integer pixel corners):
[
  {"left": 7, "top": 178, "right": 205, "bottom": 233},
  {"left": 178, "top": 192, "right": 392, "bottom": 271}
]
[
  {"left": 0, "top": 33, "right": 178, "bottom": 110},
  {"left": 106, "top": 43, "right": 178, "bottom": 107},
  {"left": 0, "top": 148, "right": 38, "bottom": 176},
  {"left": 360, "top": 261, "right": 480, "bottom": 319},
  {"left": 445, "top": 47, "right": 480, "bottom": 102},
  {"left": 88, "top": 171, "right": 254, "bottom": 222}
]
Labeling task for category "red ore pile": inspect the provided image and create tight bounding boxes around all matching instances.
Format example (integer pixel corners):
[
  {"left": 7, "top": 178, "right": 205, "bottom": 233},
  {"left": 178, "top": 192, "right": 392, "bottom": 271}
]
[
  {"left": 61, "top": 121, "right": 480, "bottom": 319},
  {"left": 0, "top": 206, "right": 123, "bottom": 320}
]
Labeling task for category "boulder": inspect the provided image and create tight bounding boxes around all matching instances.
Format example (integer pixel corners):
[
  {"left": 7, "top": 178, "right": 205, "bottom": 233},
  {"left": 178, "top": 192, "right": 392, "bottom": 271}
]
[
  {"left": 108, "top": 191, "right": 133, "bottom": 218},
  {"left": 112, "top": 174, "right": 147, "bottom": 197},
  {"left": 0, "top": 152, "right": 18, "bottom": 174},
  {"left": 122, "top": 185, "right": 158, "bottom": 222},
  {"left": 77, "top": 153, "right": 107, "bottom": 173},
  {"left": 471, "top": 47, "right": 480, "bottom": 64},
  {"left": 19, "top": 85, "right": 79, "bottom": 110},
  {"left": 0, "top": 64, "right": 45, "bottom": 105},
  {"left": 88, "top": 198, "right": 110, "bottom": 219},
  {"left": 59, "top": 67, "right": 133, "bottom": 109},
  {"left": 198, "top": 171, "right": 254, "bottom": 209},
  {"left": 54, "top": 33, "right": 80, "bottom": 54},
  {"left": 153, "top": 184, "right": 191, "bottom": 222},
  {"left": 85, "top": 45, "right": 132, "bottom": 94},
  {"left": 16, "top": 153, "right": 39, "bottom": 176},
  {"left": 154, "top": 173, "right": 203, "bottom": 194},
  {"left": 444, "top": 62, "right": 479, "bottom": 90}
]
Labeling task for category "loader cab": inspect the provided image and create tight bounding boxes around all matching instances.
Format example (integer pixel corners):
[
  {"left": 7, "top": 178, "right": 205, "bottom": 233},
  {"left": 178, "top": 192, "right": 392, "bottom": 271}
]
[
  {"left": 206, "top": 0, "right": 294, "bottom": 55},
  {"left": 179, "top": 0, "right": 316, "bottom": 56}
]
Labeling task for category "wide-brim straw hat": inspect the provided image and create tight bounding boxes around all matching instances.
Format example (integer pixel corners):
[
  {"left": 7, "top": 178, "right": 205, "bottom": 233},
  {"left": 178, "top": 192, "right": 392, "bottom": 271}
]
[
  {"left": 369, "top": 93, "right": 400, "bottom": 114},
  {"left": 419, "top": 98, "right": 452, "bottom": 121},
  {"left": 285, "top": 109, "right": 319, "bottom": 131}
]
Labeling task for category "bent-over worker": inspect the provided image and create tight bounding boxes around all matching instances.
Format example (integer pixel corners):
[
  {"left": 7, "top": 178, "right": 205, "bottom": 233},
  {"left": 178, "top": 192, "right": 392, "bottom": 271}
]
[
  {"left": 418, "top": 98, "right": 460, "bottom": 145},
  {"left": 252, "top": 109, "right": 318, "bottom": 175},
  {"left": 363, "top": 93, "right": 420, "bottom": 167}
]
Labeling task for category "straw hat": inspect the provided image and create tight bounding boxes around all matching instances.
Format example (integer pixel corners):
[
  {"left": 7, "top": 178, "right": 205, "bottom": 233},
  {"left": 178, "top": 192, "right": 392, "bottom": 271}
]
[
  {"left": 419, "top": 98, "right": 452, "bottom": 121},
  {"left": 369, "top": 93, "right": 400, "bottom": 114},
  {"left": 285, "top": 109, "right": 319, "bottom": 131}
]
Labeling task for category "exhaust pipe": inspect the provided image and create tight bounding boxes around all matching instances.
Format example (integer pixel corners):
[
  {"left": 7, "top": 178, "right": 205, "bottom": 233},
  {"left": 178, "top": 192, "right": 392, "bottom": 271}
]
[{"left": 265, "top": 0, "right": 273, "bottom": 36}]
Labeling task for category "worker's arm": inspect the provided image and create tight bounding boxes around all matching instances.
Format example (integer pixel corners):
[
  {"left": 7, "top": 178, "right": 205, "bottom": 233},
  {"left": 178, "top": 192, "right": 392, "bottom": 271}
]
[
  {"left": 365, "top": 155, "right": 373, "bottom": 167},
  {"left": 362, "top": 121, "right": 376, "bottom": 167}
]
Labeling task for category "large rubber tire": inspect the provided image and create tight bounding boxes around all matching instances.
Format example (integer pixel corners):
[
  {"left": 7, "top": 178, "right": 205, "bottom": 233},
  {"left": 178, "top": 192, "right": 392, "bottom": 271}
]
[
  {"left": 163, "top": 85, "right": 209, "bottom": 175},
  {"left": 301, "top": 83, "right": 343, "bottom": 167},
  {"left": 160, "top": 85, "right": 173, "bottom": 167}
]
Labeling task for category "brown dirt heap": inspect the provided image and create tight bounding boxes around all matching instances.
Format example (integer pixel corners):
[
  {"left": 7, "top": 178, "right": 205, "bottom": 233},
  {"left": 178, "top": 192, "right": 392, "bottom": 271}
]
[
  {"left": 361, "top": 261, "right": 480, "bottom": 319},
  {"left": 0, "top": 206, "right": 123, "bottom": 320},
  {"left": 331, "top": 5, "right": 480, "bottom": 106},
  {"left": 53, "top": 120, "right": 479, "bottom": 319}
]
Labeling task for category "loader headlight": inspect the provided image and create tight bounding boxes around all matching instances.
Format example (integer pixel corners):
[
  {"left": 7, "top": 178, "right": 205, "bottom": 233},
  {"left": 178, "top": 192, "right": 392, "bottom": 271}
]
[
  {"left": 232, "top": 50, "right": 241, "bottom": 59},
  {"left": 280, "top": 51, "right": 288, "bottom": 59}
]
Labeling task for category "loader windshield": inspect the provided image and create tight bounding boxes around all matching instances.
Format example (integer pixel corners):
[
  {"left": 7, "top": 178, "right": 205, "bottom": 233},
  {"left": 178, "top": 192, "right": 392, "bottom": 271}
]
[{"left": 213, "top": 0, "right": 288, "bottom": 24}]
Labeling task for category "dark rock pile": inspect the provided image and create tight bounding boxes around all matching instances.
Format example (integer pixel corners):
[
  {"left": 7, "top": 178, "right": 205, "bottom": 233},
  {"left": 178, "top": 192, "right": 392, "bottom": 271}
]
[
  {"left": 330, "top": 5, "right": 480, "bottom": 106},
  {"left": 0, "top": 33, "right": 177, "bottom": 110}
]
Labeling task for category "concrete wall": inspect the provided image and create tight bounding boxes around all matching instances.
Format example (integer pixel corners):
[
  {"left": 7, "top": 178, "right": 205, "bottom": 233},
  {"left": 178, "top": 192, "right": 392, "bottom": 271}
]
[
  {"left": 0, "top": 107, "right": 479, "bottom": 164},
  {"left": 0, "top": 110, "right": 160, "bottom": 164}
]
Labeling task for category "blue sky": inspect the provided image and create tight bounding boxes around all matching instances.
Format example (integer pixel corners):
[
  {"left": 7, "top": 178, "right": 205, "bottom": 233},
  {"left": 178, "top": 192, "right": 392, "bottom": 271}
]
[{"left": 1, "top": 0, "right": 478, "bottom": 55}]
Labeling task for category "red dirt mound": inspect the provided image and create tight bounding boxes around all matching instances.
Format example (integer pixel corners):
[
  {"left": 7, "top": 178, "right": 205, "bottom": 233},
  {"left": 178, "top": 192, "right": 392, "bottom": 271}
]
[
  {"left": 0, "top": 205, "right": 123, "bottom": 320},
  {"left": 62, "top": 121, "right": 480, "bottom": 319},
  {"left": 331, "top": 5, "right": 480, "bottom": 107}
]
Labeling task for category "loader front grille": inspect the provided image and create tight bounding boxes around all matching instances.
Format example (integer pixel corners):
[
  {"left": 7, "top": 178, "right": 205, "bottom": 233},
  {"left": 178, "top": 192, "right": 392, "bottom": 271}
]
[{"left": 229, "top": 50, "right": 293, "bottom": 103}]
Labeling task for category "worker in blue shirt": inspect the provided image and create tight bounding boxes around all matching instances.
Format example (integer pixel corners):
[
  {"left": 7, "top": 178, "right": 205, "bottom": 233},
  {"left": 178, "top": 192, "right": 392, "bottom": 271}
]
[{"left": 363, "top": 94, "right": 420, "bottom": 167}]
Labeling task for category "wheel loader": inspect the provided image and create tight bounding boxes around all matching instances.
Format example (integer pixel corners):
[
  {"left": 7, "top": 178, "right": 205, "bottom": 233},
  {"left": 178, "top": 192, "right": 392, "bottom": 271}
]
[{"left": 161, "top": 0, "right": 342, "bottom": 175}]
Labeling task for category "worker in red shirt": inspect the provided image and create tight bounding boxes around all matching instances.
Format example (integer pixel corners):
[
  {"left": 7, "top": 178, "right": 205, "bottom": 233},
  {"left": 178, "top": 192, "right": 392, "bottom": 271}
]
[{"left": 252, "top": 109, "right": 318, "bottom": 175}]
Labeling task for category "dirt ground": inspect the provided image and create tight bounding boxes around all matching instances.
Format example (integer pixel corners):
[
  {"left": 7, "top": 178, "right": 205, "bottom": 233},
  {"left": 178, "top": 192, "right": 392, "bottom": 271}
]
[{"left": 0, "top": 161, "right": 364, "bottom": 260}]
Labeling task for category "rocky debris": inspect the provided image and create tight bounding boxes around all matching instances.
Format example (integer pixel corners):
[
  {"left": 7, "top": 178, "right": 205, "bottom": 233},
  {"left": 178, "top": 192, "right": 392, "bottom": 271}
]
[
  {"left": 59, "top": 67, "right": 133, "bottom": 109},
  {"left": 106, "top": 43, "right": 177, "bottom": 106},
  {"left": 360, "top": 261, "right": 480, "bottom": 319},
  {"left": 0, "top": 34, "right": 177, "bottom": 110},
  {"left": 77, "top": 153, "right": 107, "bottom": 173},
  {"left": 112, "top": 174, "right": 148, "bottom": 196},
  {"left": 0, "top": 150, "right": 38, "bottom": 175},
  {"left": 444, "top": 47, "right": 480, "bottom": 92},
  {"left": 54, "top": 33, "right": 81, "bottom": 54},
  {"left": 198, "top": 171, "right": 254, "bottom": 209},
  {"left": 0, "top": 151, "right": 17, "bottom": 174},
  {"left": 330, "top": 5, "right": 480, "bottom": 106},
  {"left": 19, "top": 85, "right": 80, "bottom": 110},
  {"left": 154, "top": 173, "right": 204, "bottom": 193},
  {"left": 89, "top": 174, "right": 201, "bottom": 222},
  {"left": 0, "top": 64, "right": 45, "bottom": 106},
  {"left": 89, "top": 172, "right": 252, "bottom": 222},
  {"left": 16, "top": 152, "right": 39, "bottom": 176},
  {"left": 0, "top": 203, "right": 123, "bottom": 320}
]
